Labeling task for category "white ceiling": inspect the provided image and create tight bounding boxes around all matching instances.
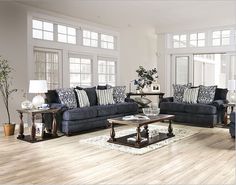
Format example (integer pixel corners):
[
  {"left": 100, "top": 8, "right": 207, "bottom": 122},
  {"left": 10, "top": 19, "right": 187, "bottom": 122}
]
[{"left": 16, "top": 0, "right": 236, "bottom": 32}]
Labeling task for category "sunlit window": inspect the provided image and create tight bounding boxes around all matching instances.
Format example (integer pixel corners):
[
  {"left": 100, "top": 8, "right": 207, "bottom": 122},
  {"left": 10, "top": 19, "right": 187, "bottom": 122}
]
[
  {"left": 32, "top": 19, "right": 54, "bottom": 41},
  {"left": 98, "top": 59, "right": 116, "bottom": 86},
  {"left": 82, "top": 30, "right": 98, "bottom": 47},
  {"left": 57, "top": 25, "right": 76, "bottom": 44},
  {"left": 173, "top": 34, "right": 187, "bottom": 48},
  {"left": 212, "top": 30, "right": 231, "bottom": 46},
  {"left": 101, "top": 34, "right": 115, "bottom": 49},
  {"left": 190, "top": 32, "right": 205, "bottom": 47}
]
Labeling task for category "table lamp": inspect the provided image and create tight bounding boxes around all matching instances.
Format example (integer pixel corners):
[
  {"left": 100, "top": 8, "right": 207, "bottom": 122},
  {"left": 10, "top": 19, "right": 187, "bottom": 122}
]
[
  {"left": 29, "top": 80, "right": 48, "bottom": 108},
  {"left": 227, "top": 79, "right": 236, "bottom": 103}
]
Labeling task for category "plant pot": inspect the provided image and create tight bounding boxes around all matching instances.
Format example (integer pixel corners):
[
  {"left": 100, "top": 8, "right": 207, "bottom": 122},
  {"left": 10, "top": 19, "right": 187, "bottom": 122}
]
[{"left": 3, "top": 123, "right": 15, "bottom": 136}]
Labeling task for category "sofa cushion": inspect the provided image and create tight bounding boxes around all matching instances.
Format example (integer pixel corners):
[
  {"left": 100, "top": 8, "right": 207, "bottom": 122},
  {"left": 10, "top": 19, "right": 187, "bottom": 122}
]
[
  {"left": 173, "top": 83, "right": 191, "bottom": 103},
  {"left": 76, "top": 86, "right": 97, "bottom": 106},
  {"left": 75, "top": 89, "right": 90, "bottom": 107},
  {"left": 96, "top": 104, "right": 118, "bottom": 117},
  {"left": 63, "top": 107, "right": 97, "bottom": 121},
  {"left": 160, "top": 102, "right": 186, "bottom": 113},
  {"left": 56, "top": 88, "right": 77, "bottom": 109},
  {"left": 197, "top": 85, "right": 217, "bottom": 104},
  {"left": 96, "top": 89, "right": 115, "bottom": 105},
  {"left": 45, "top": 90, "right": 60, "bottom": 104},
  {"left": 116, "top": 102, "right": 139, "bottom": 114},
  {"left": 184, "top": 103, "right": 217, "bottom": 115},
  {"left": 214, "top": 88, "right": 228, "bottom": 100}
]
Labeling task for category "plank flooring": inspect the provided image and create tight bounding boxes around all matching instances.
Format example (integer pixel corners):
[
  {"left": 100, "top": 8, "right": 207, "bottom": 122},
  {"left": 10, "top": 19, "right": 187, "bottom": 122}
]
[{"left": 0, "top": 122, "right": 235, "bottom": 185}]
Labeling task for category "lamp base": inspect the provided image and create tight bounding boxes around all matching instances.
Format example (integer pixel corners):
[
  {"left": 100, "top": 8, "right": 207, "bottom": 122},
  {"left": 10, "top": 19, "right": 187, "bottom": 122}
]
[{"left": 32, "top": 95, "right": 45, "bottom": 109}]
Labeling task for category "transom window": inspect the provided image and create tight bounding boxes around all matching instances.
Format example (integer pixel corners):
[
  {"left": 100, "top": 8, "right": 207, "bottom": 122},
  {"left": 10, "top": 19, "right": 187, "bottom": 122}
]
[
  {"left": 82, "top": 30, "right": 98, "bottom": 47},
  {"left": 98, "top": 59, "right": 116, "bottom": 86},
  {"left": 34, "top": 49, "right": 60, "bottom": 90},
  {"left": 173, "top": 34, "right": 187, "bottom": 48},
  {"left": 190, "top": 32, "right": 205, "bottom": 47},
  {"left": 57, "top": 25, "right": 76, "bottom": 44},
  {"left": 32, "top": 19, "right": 54, "bottom": 41},
  {"left": 212, "top": 30, "right": 231, "bottom": 46},
  {"left": 69, "top": 56, "right": 92, "bottom": 87},
  {"left": 101, "top": 34, "right": 115, "bottom": 49}
]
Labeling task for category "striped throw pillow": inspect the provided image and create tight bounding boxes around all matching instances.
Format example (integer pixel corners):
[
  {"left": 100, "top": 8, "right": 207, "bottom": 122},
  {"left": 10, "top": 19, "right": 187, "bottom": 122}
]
[
  {"left": 183, "top": 88, "right": 199, "bottom": 104},
  {"left": 75, "top": 89, "right": 90, "bottom": 107},
  {"left": 96, "top": 89, "right": 115, "bottom": 105}
]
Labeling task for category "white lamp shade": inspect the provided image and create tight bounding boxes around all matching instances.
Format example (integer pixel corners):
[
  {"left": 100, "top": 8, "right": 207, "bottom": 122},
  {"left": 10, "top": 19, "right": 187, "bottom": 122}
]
[
  {"left": 228, "top": 80, "right": 236, "bottom": 91},
  {"left": 29, "top": 80, "right": 48, "bottom": 93}
]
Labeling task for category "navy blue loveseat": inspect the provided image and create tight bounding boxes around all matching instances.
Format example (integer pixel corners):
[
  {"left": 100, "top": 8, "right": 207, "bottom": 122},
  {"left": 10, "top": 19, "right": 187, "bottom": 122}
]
[
  {"left": 44, "top": 87, "right": 138, "bottom": 135},
  {"left": 160, "top": 88, "right": 228, "bottom": 128}
]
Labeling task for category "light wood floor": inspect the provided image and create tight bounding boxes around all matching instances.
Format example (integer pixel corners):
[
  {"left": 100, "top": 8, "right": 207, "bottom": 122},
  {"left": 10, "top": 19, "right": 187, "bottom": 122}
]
[{"left": 0, "top": 122, "right": 235, "bottom": 185}]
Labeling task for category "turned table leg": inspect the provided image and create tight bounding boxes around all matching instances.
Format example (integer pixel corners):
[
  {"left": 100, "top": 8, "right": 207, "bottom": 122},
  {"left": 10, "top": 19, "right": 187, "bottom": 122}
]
[
  {"left": 109, "top": 122, "right": 116, "bottom": 142},
  {"left": 167, "top": 120, "right": 175, "bottom": 137},
  {"left": 144, "top": 124, "right": 149, "bottom": 138},
  {"left": 31, "top": 114, "right": 36, "bottom": 141},
  {"left": 17, "top": 113, "right": 24, "bottom": 139},
  {"left": 52, "top": 113, "right": 58, "bottom": 137},
  {"left": 135, "top": 126, "right": 142, "bottom": 147}
]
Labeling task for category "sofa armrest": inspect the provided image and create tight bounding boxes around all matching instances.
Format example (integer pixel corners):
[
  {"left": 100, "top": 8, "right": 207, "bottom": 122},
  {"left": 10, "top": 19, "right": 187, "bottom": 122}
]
[
  {"left": 125, "top": 97, "right": 135, "bottom": 103},
  {"left": 209, "top": 100, "right": 228, "bottom": 110},
  {"left": 230, "top": 112, "right": 235, "bottom": 123},
  {"left": 160, "top": 97, "right": 173, "bottom": 103},
  {"left": 49, "top": 103, "right": 68, "bottom": 112}
]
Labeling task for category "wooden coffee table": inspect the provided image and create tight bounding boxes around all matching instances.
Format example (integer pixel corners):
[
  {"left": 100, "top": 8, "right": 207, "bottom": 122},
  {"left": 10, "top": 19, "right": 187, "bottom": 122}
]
[{"left": 107, "top": 114, "right": 175, "bottom": 148}]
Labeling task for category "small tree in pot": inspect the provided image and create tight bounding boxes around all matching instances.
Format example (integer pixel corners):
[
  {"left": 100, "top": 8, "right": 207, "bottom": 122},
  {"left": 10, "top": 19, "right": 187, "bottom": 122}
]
[{"left": 0, "top": 56, "right": 17, "bottom": 136}]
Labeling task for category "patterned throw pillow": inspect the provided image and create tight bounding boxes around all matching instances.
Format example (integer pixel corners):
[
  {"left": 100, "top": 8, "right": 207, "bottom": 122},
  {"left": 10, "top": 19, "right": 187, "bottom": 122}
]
[
  {"left": 56, "top": 88, "right": 77, "bottom": 109},
  {"left": 75, "top": 89, "right": 90, "bottom": 107},
  {"left": 183, "top": 88, "right": 199, "bottom": 104},
  {"left": 113, "top": 86, "right": 126, "bottom": 103},
  {"left": 173, "top": 83, "right": 192, "bottom": 102},
  {"left": 197, "top": 85, "right": 217, "bottom": 104},
  {"left": 96, "top": 89, "right": 115, "bottom": 105}
]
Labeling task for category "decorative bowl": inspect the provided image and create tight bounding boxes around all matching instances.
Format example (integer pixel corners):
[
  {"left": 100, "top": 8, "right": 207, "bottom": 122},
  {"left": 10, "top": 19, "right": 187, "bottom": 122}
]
[{"left": 142, "top": 107, "right": 160, "bottom": 116}]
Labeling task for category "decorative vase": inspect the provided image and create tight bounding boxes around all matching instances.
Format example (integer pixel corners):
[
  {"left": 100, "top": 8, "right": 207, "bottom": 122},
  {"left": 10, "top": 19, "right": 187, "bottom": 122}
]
[
  {"left": 21, "top": 100, "right": 33, "bottom": 109},
  {"left": 3, "top": 123, "right": 15, "bottom": 136},
  {"left": 141, "top": 86, "right": 149, "bottom": 93}
]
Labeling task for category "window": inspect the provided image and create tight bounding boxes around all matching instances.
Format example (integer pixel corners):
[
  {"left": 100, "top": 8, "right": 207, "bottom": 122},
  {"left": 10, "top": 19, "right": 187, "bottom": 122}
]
[
  {"left": 190, "top": 32, "right": 205, "bottom": 47},
  {"left": 98, "top": 59, "right": 116, "bottom": 86},
  {"left": 82, "top": 30, "right": 98, "bottom": 47},
  {"left": 101, "top": 34, "right": 115, "bottom": 49},
  {"left": 34, "top": 49, "right": 60, "bottom": 89},
  {"left": 69, "top": 56, "right": 92, "bottom": 87},
  {"left": 32, "top": 19, "right": 53, "bottom": 41},
  {"left": 212, "top": 30, "right": 231, "bottom": 46},
  {"left": 173, "top": 34, "right": 187, "bottom": 48},
  {"left": 175, "top": 56, "right": 189, "bottom": 84},
  {"left": 57, "top": 25, "right": 76, "bottom": 44}
]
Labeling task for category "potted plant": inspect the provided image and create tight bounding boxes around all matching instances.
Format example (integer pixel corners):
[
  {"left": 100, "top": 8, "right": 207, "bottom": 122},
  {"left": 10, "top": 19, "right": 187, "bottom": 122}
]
[
  {"left": 0, "top": 56, "right": 17, "bottom": 136},
  {"left": 134, "top": 66, "right": 158, "bottom": 93}
]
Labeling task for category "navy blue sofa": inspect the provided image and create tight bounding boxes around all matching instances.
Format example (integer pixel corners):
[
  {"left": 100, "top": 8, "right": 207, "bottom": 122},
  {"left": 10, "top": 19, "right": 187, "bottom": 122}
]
[
  {"left": 160, "top": 88, "right": 228, "bottom": 128},
  {"left": 44, "top": 88, "right": 138, "bottom": 135},
  {"left": 229, "top": 111, "right": 235, "bottom": 138}
]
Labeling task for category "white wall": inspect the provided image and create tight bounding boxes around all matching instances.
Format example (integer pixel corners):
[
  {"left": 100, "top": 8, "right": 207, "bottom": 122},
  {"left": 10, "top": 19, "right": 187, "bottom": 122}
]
[
  {"left": 0, "top": 2, "right": 28, "bottom": 125},
  {"left": 119, "top": 27, "right": 158, "bottom": 90}
]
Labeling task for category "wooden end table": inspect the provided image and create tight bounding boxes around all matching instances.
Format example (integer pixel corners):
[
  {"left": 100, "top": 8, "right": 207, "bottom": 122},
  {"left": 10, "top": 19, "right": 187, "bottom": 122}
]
[
  {"left": 16, "top": 108, "right": 60, "bottom": 143},
  {"left": 107, "top": 114, "right": 175, "bottom": 148},
  {"left": 223, "top": 103, "right": 235, "bottom": 125}
]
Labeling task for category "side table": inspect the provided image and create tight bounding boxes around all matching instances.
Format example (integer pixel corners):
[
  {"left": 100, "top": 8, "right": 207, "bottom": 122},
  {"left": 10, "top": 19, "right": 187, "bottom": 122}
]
[
  {"left": 223, "top": 103, "right": 235, "bottom": 125},
  {"left": 16, "top": 108, "right": 60, "bottom": 143}
]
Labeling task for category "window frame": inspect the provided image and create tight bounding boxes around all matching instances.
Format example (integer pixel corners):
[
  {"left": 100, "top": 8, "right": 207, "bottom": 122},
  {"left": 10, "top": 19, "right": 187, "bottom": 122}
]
[
  {"left": 32, "top": 19, "right": 54, "bottom": 41},
  {"left": 82, "top": 30, "right": 99, "bottom": 48},
  {"left": 69, "top": 54, "right": 93, "bottom": 88},
  {"left": 57, "top": 24, "right": 77, "bottom": 44}
]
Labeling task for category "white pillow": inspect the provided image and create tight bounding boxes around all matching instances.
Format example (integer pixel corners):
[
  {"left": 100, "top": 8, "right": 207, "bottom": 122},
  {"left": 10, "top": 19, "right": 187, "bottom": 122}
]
[
  {"left": 183, "top": 88, "right": 199, "bottom": 104},
  {"left": 75, "top": 89, "right": 90, "bottom": 107},
  {"left": 96, "top": 89, "right": 115, "bottom": 105}
]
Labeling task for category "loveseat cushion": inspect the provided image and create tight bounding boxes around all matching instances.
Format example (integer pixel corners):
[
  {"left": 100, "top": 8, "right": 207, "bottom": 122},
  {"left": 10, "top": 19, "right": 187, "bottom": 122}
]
[
  {"left": 96, "top": 104, "right": 118, "bottom": 117},
  {"left": 184, "top": 103, "right": 217, "bottom": 115},
  {"left": 160, "top": 102, "right": 186, "bottom": 113},
  {"left": 63, "top": 107, "right": 97, "bottom": 121},
  {"left": 116, "top": 102, "right": 139, "bottom": 114}
]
